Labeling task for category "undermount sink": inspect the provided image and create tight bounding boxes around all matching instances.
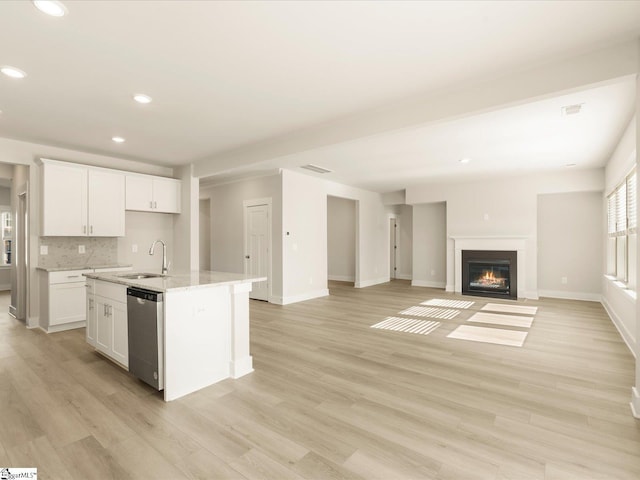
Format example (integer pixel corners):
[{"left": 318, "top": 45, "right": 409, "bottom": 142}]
[{"left": 117, "top": 273, "right": 167, "bottom": 280}]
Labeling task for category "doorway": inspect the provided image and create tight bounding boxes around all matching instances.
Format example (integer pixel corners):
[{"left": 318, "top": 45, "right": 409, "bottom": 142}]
[
  {"left": 327, "top": 196, "right": 356, "bottom": 284},
  {"left": 389, "top": 217, "right": 398, "bottom": 280},
  {"left": 10, "top": 189, "right": 27, "bottom": 321},
  {"left": 243, "top": 199, "right": 271, "bottom": 301}
]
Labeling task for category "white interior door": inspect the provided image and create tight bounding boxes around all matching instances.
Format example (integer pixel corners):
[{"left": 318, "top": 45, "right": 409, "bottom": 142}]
[{"left": 245, "top": 203, "right": 270, "bottom": 301}]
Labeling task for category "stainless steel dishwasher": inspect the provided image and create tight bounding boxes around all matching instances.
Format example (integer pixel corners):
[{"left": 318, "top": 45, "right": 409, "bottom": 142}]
[{"left": 127, "top": 287, "right": 164, "bottom": 390}]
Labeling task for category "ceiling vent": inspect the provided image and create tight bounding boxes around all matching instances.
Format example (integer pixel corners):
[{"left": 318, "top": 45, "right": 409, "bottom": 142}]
[
  {"left": 301, "top": 164, "right": 332, "bottom": 174},
  {"left": 561, "top": 103, "right": 584, "bottom": 116}
]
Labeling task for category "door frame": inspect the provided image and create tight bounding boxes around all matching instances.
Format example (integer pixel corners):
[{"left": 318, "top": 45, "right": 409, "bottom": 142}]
[
  {"left": 388, "top": 214, "right": 400, "bottom": 281},
  {"left": 243, "top": 197, "right": 272, "bottom": 302}
]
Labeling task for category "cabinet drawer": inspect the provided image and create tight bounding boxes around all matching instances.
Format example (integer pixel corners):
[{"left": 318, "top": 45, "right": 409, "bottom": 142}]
[{"left": 49, "top": 269, "right": 92, "bottom": 284}]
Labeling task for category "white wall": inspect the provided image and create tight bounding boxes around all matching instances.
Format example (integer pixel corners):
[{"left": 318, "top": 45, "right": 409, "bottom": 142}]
[
  {"left": 281, "top": 170, "right": 388, "bottom": 304},
  {"left": 282, "top": 170, "right": 329, "bottom": 303},
  {"left": 602, "top": 116, "right": 637, "bottom": 355},
  {"left": 407, "top": 169, "right": 604, "bottom": 298},
  {"left": 202, "top": 174, "right": 283, "bottom": 301},
  {"left": 117, "top": 212, "right": 175, "bottom": 273},
  {"left": 412, "top": 202, "right": 446, "bottom": 288},
  {"left": 327, "top": 196, "right": 356, "bottom": 282},
  {"left": 537, "top": 192, "right": 602, "bottom": 300},
  {"left": 173, "top": 165, "right": 199, "bottom": 271}
]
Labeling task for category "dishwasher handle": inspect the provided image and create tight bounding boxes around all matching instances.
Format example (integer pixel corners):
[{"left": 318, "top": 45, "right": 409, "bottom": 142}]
[{"left": 127, "top": 287, "right": 163, "bottom": 303}]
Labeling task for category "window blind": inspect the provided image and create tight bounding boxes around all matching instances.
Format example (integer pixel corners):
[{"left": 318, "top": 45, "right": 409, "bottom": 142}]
[
  {"left": 627, "top": 171, "right": 637, "bottom": 233},
  {"left": 608, "top": 194, "right": 617, "bottom": 236},
  {"left": 616, "top": 183, "right": 627, "bottom": 234}
]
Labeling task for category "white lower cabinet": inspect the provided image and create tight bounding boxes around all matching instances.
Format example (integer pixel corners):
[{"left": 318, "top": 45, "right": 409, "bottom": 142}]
[
  {"left": 93, "top": 280, "right": 128, "bottom": 368},
  {"left": 40, "top": 269, "right": 92, "bottom": 332}
]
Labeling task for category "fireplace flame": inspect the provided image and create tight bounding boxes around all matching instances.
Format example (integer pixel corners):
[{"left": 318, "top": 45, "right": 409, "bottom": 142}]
[{"left": 474, "top": 268, "right": 507, "bottom": 288}]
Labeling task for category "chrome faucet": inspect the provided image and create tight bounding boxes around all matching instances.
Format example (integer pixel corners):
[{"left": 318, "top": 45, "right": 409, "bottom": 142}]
[{"left": 149, "top": 240, "right": 168, "bottom": 275}]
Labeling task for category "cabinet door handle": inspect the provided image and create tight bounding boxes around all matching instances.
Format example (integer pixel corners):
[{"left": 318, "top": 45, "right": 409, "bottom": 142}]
[
  {"left": 66, "top": 275, "right": 80, "bottom": 278},
  {"left": 83, "top": 225, "right": 87, "bottom": 234},
  {"left": 150, "top": 200, "right": 153, "bottom": 209},
  {"left": 90, "top": 225, "right": 93, "bottom": 234},
  {"left": 154, "top": 201, "right": 157, "bottom": 209}
]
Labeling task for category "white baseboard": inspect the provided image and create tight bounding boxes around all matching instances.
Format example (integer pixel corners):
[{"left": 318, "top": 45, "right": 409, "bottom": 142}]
[
  {"left": 230, "top": 356, "right": 254, "bottom": 379},
  {"left": 524, "top": 291, "right": 539, "bottom": 300},
  {"left": 45, "top": 320, "right": 86, "bottom": 333},
  {"left": 411, "top": 280, "right": 446, "bottom": 289},
  {"left": 0, "top": 283, "right": 10, "bottom": 291},
  {"left": 601, "top": 296, "right": 636, "bottom": 358},
  {"left": 355, "top": 277, "right": 388, "bottom": 288},
  {"left": 328, "top": 275, "right": 355, "bottom": 282},
  {"left": 538, "top": 289, "right": 601, "bottom": 302},
  {"left": 445, "top": 284, "right": 454, "bottom": 292},
  {"left": 395, "top": 274, "right": 412, "bottom": 281},
  {"left": 631, "top": 387, "right": 640, "bottom": 419},
  {"left": 273, "top": 289, "right": 330, "bottom": 305}
]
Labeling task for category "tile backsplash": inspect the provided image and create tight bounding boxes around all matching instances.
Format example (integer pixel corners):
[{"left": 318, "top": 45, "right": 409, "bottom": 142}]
[{"left": 38, "top": 237, "right": 118, "bottom": 268}]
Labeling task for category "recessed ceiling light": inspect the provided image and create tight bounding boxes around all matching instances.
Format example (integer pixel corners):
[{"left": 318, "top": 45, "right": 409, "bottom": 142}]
[
  {"left": 459, "top": 158, "right": 471, "bottom": 164},
  {"left": 1, "top": 66, "right": 27, "bottom": 79},
  {"left": 133, "top": 94, "right": 152, "bottom": 104},
  {"left": 33, "top": 1, "right": 67, "bottom": 17},
  {"left": 112, "top": 136, "right": 125, "bottom": 143}
]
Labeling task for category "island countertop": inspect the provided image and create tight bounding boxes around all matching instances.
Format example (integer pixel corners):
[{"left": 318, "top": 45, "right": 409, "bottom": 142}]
[{"left": 84, "top": 270, "right": 267, "bottom": 293}]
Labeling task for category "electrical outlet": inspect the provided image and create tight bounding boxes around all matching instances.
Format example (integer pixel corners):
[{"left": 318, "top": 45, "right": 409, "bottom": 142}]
[
  {"left": 431, "top": 269, "right": 436, "bottom": 276},
  {"left": 78, "top": 245, "right": 85, "bottom": 254},
  {"left": 561, "top": 276, "right": 568, "bottom": 285},
  {"left": 484, "top": 213, "right": 490, "bottom": 221},
  {"left": 40, "top": 245, "right": 48, "bottom": 255},
  {"left": 132, "top": 244, "right": 138, "bottom": 253}
]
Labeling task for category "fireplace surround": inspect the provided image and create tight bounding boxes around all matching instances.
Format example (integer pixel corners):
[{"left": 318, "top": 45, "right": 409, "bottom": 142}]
[
  {"left": 462, "top": 250, "right": 517, "bottom": 299},
  {"left": 450, "top": 236, "right": 529, "bottom": 299}
]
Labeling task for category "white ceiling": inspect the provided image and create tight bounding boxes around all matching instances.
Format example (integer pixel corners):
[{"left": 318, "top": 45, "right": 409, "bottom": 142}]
[{"left": 0, "top": 1, "right": 639, "bottom": 192}]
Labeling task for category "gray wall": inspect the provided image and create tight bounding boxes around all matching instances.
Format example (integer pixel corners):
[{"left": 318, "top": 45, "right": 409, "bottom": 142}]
[
  {"left": 199, "top": 198, "right": 211, "bottom": 270},
  {"left": 327, "top": 195, "right": 356, "bottom": 282},
  {"left": 412, "top": 202, "right": 446, "bottom": 288},
  {"left": 203, "top": 174, "right": 283, "bottom": 300},
  {"left": 538, "top": 192, "right": 603, "bottom": 299}
]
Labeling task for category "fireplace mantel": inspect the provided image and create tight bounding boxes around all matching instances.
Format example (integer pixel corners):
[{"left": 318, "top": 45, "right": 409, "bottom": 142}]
[{"left": 449, "top": 235, "right": 528, "bottom": 299}]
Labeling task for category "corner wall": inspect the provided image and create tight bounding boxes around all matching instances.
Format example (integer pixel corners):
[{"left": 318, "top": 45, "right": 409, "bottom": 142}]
[{"left": 201, "top": 174, "right": 283, "bottom": 302}]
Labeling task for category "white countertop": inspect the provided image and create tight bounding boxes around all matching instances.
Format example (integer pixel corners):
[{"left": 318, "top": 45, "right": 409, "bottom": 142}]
[{"left": 84, "top": 270, "right": 267, "bottom": 293}]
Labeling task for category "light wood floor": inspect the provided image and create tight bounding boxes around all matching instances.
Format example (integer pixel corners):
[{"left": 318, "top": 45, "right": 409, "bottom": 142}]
[{"left": 1, "top": 282, "right": 639, "bottom": 479}]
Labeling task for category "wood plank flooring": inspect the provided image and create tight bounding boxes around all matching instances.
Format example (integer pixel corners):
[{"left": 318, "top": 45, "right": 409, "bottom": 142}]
[{"left": 1, "top": 282, "right": 639, "bottom": 479}]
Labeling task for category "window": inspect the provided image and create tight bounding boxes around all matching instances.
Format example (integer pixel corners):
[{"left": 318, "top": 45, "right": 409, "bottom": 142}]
[{"left": 607, "top": 168, "right": 637, "bottom": 289}]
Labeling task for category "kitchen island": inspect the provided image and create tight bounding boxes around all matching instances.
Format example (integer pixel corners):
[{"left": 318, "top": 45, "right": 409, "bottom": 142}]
[{"left": 84, "top": 270, "right": 266, "bottom": 401}]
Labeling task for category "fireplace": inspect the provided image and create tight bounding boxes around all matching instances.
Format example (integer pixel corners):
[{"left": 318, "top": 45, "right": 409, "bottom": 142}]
[{"left": 462, "top": 250, "right": 517, "bottom": 299}]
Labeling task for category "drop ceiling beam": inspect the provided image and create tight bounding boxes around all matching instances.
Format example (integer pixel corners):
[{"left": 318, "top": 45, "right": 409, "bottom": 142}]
[{"left": 193, "top": 39, "right": 639, "bottom": 179}]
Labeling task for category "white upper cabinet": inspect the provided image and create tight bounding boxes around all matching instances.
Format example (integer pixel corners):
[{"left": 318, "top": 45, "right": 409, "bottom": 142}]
[
  {"left": 41, "top": 161, "right": 88, "bottom": 236},
  {"left": 88, "top": 169, "right": 125, "bottom": 236},
  {"left": 125, "top": 174, "right": 181, "bottom": 214},
  {"left": 40, "top": 159, "right": 125, "bottom": 237}
]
